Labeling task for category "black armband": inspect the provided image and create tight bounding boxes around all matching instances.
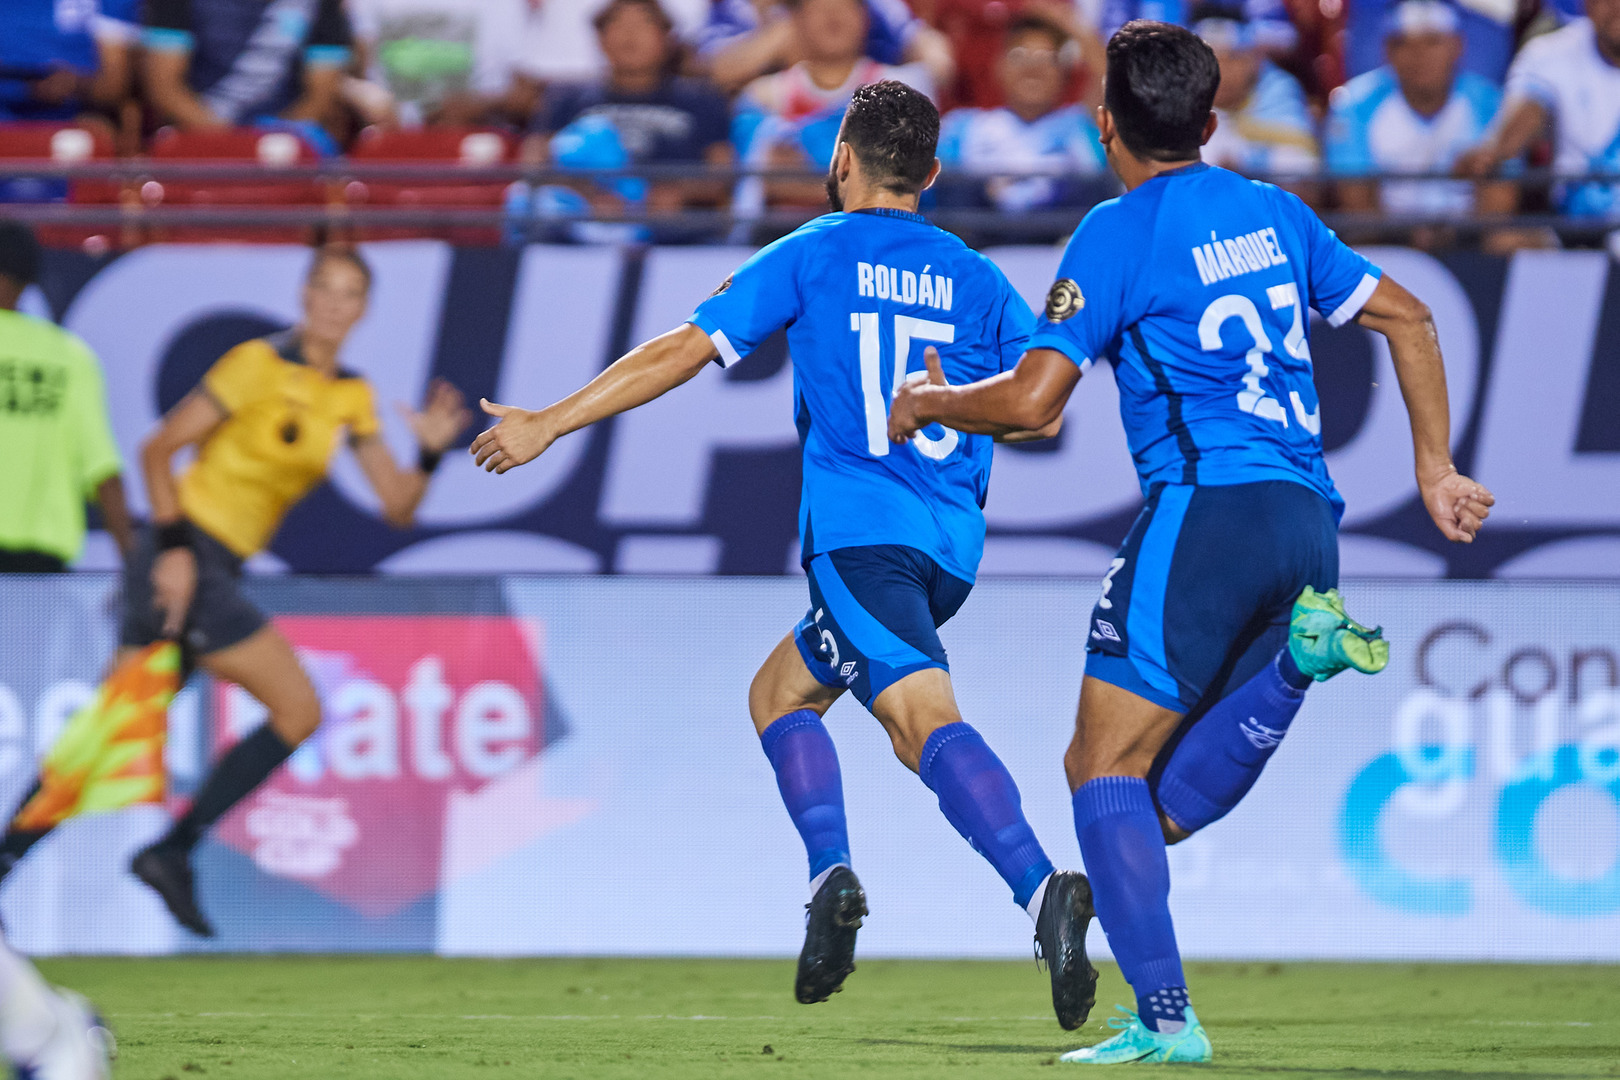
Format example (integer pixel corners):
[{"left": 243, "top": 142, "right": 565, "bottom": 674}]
[
  {"left": 417, "top": 446, "right": 444, "bottom": 474},
  {"left": 155, "top": 520, "right": 191, "bottom": 551}
]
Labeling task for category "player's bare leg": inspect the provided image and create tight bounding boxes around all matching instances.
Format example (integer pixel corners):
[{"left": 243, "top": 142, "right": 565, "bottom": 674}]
[
  {"left": 1064, "top": 676, "right": 1185, "bottom": 789},
  {"left": 132, "top": 626, "right": 319, "bottom": 937},
  {"left": 749, "top": 633, "right": 844, "bottom": 735}
]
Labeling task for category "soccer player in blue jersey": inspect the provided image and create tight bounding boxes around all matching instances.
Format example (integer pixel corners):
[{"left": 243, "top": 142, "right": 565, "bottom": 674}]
[
  {"left": 470, "top": 80, "right": 1100, "bottom": 1027},
  {"left": 890, "top": 22, "right": 1495, "bottom": 1063}
]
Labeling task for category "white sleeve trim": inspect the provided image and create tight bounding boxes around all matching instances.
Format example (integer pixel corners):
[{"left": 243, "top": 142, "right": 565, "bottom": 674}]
[
  {"left": 709, "top": 328, "right": 742, "bottom": 367},
  {"left": 90, "top": 14, "right": 139, "bottom": 43},
  {"left": 1327, "top": 272, "right": 1379, "bottom": 328}
]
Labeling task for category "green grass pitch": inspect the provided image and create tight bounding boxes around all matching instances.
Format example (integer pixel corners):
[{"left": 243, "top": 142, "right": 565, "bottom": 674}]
[{"left": 39, "top": 957, "right": 1620, "bottom": 1079}]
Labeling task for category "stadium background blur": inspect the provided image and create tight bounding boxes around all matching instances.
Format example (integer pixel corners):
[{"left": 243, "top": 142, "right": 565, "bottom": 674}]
[{"left": 0, "top": 0, "right": 1618, "bottom": 1074}]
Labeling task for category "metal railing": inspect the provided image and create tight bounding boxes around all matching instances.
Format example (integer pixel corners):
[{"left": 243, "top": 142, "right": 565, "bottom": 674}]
[{"left": 3, "top": 163, "right": 1616, "bottom": 245}]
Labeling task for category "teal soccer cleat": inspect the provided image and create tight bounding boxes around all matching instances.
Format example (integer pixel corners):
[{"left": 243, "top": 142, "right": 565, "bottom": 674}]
[
  {"left": 1059, "top": 1006, "right": 1212, "bottom": 1065},
  {"left": 1288, "top": 586, "right": 1389, "bottom": 682}
]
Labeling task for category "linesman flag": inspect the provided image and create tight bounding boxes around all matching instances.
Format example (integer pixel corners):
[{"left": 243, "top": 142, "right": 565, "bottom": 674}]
[{"left": 13, "top": 642, "right": 179, "bottom": 830}]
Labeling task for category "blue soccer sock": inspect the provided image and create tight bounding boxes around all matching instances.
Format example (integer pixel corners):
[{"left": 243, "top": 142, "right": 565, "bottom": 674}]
[
  {"left": 1073, "top": 776, "right": 1189, "bottom": 1032},
  {"left": 1155, "top": 649, "right": 1310, "bottom": 835},
  {"left": 918, "top": 722, "right": 1055, "bottom": 914},
  {"left": 759, "top": 710, "right": 851, "bottom": 881}
]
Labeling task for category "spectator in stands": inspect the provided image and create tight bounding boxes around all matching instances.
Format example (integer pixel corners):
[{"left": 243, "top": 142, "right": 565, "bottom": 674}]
[
  {"left": 142, "top": 0, "right": 354, "bottom": 151},
  {"left": 523, "top": 0, "right": 712, "bottom": 88},
  {"left": 1327, "top": 0, "right": 1510, "bottom": 228},
  {"left": 733, "top": 0, "right": 936, "bottom": 210},
  {"left": 346, "top": 0, "right": 535, "bottom": 128},
  {"left": 1345, "top": 0, "right": 1516, "bottom": 85},
  {"left": 0, "top": 0, "right": 138, "bottom": 128},
  {"left": 0, "top": 222, "right": 133, "bottom": 574},
  {"left": 1101, "top": 0, "right": 1297, "bottom": 54},
  {"left": 930, "top": 0, "right": 1107, "bottom": 111},
  {"left": 1459, "top": 0, "right": 1620, "bottom": 221},
  {"left": 529, "top": 0, "right": 733, "bottom": 217},
  {"left": 695, "top": 0, "right": 955, "bottom": 95},
  {"left": 1195, "top": 6, "right": 1320, "bottom": 181},
  {"left": 935, "top": 13, "right": 1109, "bottom": 213}
]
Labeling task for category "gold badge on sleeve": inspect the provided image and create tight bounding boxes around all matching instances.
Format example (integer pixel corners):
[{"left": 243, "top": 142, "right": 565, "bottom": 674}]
[{"left": 1045, "top": 278, "right": 1085, "bottom": 322}]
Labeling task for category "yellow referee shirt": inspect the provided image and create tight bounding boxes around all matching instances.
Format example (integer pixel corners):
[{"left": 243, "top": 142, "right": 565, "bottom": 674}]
[
  {"left": 0, "top": 309, "right": 123, "bottom": 563},
  {"left": 180, "top": 333, "right": 380, "bottom": 558}
]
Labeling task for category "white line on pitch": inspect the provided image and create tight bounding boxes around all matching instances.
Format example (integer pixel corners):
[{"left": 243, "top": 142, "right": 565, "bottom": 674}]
[{"left": 127, "top": 1012, "right": 1056, "bottom": 1022}]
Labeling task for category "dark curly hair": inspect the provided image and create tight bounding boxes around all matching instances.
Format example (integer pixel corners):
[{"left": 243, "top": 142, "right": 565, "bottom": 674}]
[
  {"left": 840, "top": 80, "right": 940, "bottom": 195},
  {"left": 1104, "top": 21, "right": 1220, "bottom": 162}
]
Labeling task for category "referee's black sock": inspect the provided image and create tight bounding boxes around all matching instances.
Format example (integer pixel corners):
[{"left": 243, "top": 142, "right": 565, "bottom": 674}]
[
  {"left": 160, "top": 723, "right": 294, "bottom": 852},
  {"left": 0, "top": 780, "right": 51, "bottom": 882}
]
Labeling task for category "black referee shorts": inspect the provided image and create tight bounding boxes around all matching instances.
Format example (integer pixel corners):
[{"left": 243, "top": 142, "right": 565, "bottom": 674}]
[{"left": 120, "top": 524, "right": 267, "bottom": 657}]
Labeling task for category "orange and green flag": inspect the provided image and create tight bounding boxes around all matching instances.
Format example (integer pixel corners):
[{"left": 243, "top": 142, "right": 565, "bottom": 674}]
[{"left": 13, "top": 642, "right": 179, "bottom": 831}]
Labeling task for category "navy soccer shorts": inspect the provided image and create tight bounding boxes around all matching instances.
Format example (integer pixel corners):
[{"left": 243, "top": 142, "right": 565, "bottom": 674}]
[
  {"left": 1085, "top": 480, "right": 1339, "bottom": 714},
  {"left": 793, "top": 545, "right": 973, "bottom": 708}
]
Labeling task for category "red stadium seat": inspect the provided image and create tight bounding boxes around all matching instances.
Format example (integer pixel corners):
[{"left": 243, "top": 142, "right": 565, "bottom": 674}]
[
  {"left": 345, "top": 127, "right": 516, "bottom": 243},
  {"left": 141, "top": 127, "right": 331, "bottom": 244},
  {"left": 0, "top": 121, "right": 128, "bottom": 253}
]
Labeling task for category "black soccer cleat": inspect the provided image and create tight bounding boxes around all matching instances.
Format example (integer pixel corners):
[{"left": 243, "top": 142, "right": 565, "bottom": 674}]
[
  {"left": 795, "top": 866, "right": 867, "bottom": 1004},
  {"left": 1034, "top": 869, "right": 1099, "bottom": 1030},
  {"left": 131, "top": 843, "right": 215, "bottom": 938}
]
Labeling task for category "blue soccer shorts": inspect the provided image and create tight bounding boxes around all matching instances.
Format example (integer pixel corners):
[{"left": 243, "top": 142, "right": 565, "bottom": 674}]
[
  {"left": 1085, "top": 480, "right": 1339, "bottom": 714},
  {"left": 793, "top": 545, "right": 973, "bottom": 708}
]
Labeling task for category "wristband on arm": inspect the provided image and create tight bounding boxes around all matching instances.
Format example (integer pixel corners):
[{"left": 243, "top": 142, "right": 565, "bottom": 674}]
[
  {"left": 155, "top": 520, "right": 191, "bottom": 551},
  {"left": 417, "top": 446, "right": 443, "bottom": 474}
]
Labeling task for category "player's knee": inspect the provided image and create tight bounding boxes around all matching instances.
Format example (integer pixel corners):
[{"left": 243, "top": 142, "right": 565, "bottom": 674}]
[
  {"left": 886, "top": 727, "right": 928, "bottom": 773},
  {"left": 748, "top": 669, "right": 796, "bottom": 733},
  {"left": 1161, "top": 813, "right": 1192, "bottom": 845},
  {"left": 885, "top": 712, "right": 956, "bottom": 774},
  {"left": 1063, "top": 739, "right": 1086, "bottom": 791},
  {"left": 1063, "top": 735, "right": 1149, "bottom": 790}
]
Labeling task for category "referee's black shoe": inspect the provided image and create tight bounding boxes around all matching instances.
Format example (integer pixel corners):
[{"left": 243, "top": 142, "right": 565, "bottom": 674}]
[
  {"left": 1034, "top": 870, "right": 1098, "bottom": 1030},
  {"left": 132, "top": 842, "right": 215, "bottom": 938},
  {"left": 795, "top": 865, "right": 866, "bottom": 1004}
]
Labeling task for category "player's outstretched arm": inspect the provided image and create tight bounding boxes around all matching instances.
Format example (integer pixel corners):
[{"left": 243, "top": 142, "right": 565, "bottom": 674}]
[
  {"left": 1354, "top": 275, "right": 1495, "bottom": 543},
  {"left": 472, "top": 323, "right": 719, "bottom": 474},
  {"left": 889, "top": 347, "right": 1080, "bottom": 442}
]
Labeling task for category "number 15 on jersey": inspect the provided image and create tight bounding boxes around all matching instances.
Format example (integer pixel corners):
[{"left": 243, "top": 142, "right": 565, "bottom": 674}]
[{"left": 851, "top": 312, "right": 961, "bottom": 461}]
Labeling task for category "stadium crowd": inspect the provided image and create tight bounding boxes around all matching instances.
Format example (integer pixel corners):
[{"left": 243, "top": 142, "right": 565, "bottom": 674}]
[{"left": 1, "top": 0, "right": 1617, "bottom": 247}]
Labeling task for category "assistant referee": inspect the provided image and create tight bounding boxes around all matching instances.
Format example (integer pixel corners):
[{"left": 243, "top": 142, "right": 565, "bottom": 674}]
[
  {"left": 0, "top": 221, "right": 134, "bottom": 571},
  {"left": 0, "top": 244, "right": 470, "bottom": 938}
]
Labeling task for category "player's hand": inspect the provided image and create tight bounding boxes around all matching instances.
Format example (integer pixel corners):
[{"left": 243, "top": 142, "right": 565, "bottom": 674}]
[
  {"left": 1419, "top": 466, "right": 1495, "bottom": 543},
  {"left": 151, "top": 546, "right": 197, "bottom": 638},
  {"left": 888, "top": 346, "right": 947, "bottom": 443},
  {"left": 400, "top": 378, "right": 473, "bottom": 454},
  {"left": 470, "top": 398, "right": 555, "bottom": 473}
]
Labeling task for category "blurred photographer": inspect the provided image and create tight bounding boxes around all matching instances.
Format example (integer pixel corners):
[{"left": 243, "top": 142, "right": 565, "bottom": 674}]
[{"left": 0, "top": 221, "right": 133, "bottom": 574}]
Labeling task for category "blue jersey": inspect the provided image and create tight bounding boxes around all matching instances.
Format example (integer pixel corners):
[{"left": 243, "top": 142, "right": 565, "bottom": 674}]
[
  {"left": 690, "top": 208, "right": 1033, "bottom": 583},
  {"left": 1029, "top": 163, "right": 1381, "bottom": 518}
]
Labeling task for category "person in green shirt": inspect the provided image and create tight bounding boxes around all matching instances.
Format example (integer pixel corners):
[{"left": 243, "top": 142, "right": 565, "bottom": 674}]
[{"left": 0, "top": 221, "right": 134, "bottom": 572}]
